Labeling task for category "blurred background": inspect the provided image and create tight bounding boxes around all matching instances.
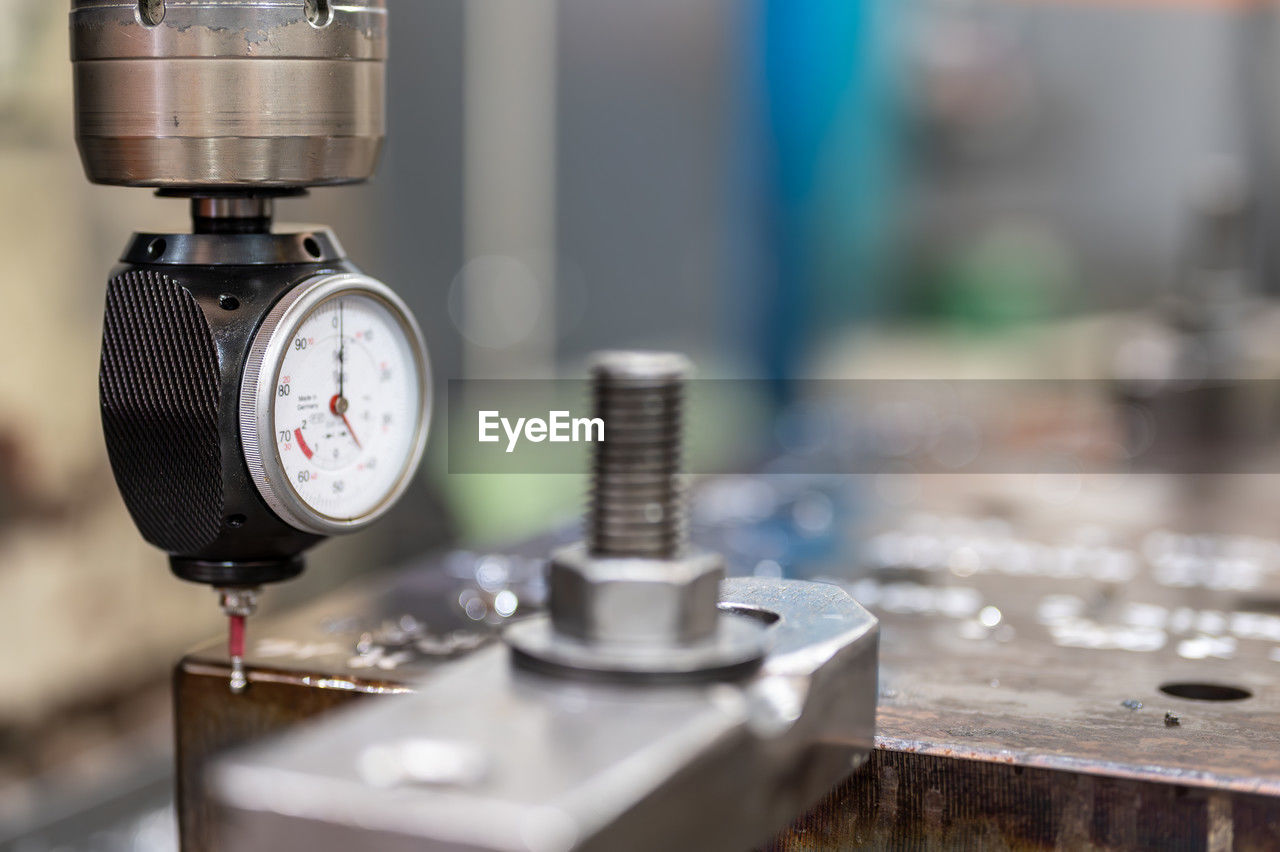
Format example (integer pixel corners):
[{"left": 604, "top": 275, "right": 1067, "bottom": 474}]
[{"left": 3, "top": 0, "right": 1278, "bottom": 848}]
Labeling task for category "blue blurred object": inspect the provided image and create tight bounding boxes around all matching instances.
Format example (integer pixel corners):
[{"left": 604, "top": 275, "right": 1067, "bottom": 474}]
[
  {"left": 728, "top": 0, "right": 905, "bottom": 398},
  {"left": 693, "top": 476, "right": 863, "bottom": 582}
]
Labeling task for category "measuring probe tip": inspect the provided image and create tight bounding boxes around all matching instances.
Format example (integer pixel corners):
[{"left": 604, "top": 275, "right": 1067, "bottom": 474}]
[
  {"left": 217, "top": 588, "right": 259, "bottom": 696},
  {"left": 229, "top": 613, "right": 247, "bottom": 694},
  {"left": 230, "top": 655, "right": 247, "bottom": 694}
]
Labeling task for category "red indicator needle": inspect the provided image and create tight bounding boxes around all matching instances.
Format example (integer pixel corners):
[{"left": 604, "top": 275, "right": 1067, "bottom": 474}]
[
  {"left": 329, "top": 394, "right": 362, "bottom": 449},
  {"left": 294, "top": 428, "right": 314, "bottom": 459},
  {"left": 342, "top": 413, "right": 362, "bottom": 449}
]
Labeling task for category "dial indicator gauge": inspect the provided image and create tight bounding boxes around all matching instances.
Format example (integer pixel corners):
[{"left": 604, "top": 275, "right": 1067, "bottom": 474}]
[{"left": 241, "top": 273, "right": 430, "bottom": 535}]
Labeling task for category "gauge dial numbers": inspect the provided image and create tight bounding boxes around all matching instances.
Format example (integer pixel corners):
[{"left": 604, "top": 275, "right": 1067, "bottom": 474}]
[{"left": 241, "top": 274, "right": 430, "bottom": 535}]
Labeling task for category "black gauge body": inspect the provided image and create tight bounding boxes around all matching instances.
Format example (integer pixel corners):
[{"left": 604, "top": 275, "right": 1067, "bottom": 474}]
[{"left": 99, "top": 230, "right": 357, "bottom": 586}]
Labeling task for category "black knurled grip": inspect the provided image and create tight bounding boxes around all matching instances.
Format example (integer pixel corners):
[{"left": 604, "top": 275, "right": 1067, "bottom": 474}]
[{"left": 101, "top": 269, "right": 223, "bottom": 553}]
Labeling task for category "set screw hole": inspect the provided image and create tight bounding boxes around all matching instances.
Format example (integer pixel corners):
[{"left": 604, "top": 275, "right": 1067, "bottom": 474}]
[
  {"left": 138, "top": 0, "right": 165, "bottom": 26},
  {"left": 304, "top": 0, "right": 333, "bottom": 27},
  {"left": 303, "top": 236, "right": 323, "bottom": 258},
  {"left": 227, "top": 514, "right": 247, "bottom": 528},
  {"left": 146, "top": 238, "right": 166, "bottom": 260},
  {"left": 219, "top": 294, "right": 240, "bottom": 311}
]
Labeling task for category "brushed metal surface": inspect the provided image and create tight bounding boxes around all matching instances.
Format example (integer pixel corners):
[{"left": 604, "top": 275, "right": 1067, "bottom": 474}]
[{"left": 71, "top": 0, "right": 387, "bottom": 188}]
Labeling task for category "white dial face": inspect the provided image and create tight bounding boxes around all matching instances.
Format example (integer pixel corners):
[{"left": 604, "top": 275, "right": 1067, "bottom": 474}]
[{"left": 269, "top": 288, "right": 425, "bottom": 525}]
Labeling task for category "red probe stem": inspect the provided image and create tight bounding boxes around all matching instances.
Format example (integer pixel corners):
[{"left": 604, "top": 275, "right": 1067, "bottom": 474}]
[
  {"left": 220, "top": 590, "right": 255, "bottom": 695},
  {"left": 229, "top": 613, "right": 246, "bottom": 659}
]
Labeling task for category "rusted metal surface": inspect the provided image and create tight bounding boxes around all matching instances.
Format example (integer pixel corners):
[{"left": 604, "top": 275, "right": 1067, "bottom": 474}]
[
  {"left": 768, "top": 751, "right": 1280, "bottom": 851},
  {"left": 176, "top": 474, "right": 1280, "bottom": 849},
  {"left": 768, "top": 471, "right": 1280, "bottom": 849},
  {"left": 845, "top": 473, "right": 1280, "bottom": 800},
  {"left": 175, "top": 663, "right": 400, "bottom": 852}
]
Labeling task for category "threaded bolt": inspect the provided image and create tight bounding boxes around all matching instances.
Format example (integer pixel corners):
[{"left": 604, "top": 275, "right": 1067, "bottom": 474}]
[{"left": 587, "top": 351, "right": 691, "bottom": 560}]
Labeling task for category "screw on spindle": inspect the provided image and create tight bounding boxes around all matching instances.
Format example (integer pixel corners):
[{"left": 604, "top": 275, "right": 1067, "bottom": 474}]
[{"left": 587, "top": 352, "right": 691, "bottom": 560}]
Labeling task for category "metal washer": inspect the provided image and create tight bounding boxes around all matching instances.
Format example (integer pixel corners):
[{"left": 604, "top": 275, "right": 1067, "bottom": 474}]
[{"left": 505, "top": 609, "right": 771, "bottom": 683}]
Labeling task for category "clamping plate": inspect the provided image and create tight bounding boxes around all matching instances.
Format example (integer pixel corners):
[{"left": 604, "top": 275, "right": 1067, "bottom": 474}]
[{"left": 212, "top": 579, "right": 878, "bottom": 852}]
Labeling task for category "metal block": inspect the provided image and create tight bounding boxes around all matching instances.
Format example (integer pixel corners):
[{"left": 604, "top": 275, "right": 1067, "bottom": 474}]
[{"left": 210, "top": 579, "right": 878, "bottom": 852}]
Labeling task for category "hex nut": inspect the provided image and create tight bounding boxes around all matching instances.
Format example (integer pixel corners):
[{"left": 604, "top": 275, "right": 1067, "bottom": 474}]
[{"left": 549, "top": 544, "right": 724, "bottom": 645}]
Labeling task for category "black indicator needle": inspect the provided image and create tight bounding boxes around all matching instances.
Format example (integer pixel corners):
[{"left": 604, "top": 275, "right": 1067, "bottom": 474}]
[
  {"left": 338, "top": 299, "right": 345, "bottom": 399},
  {"left": 332, "top": 300, "right": 360, "bottom": 447}
]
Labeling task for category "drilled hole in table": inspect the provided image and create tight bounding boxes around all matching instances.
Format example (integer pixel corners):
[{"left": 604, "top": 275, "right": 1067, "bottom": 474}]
[
  {"left": 1159, "top": 682, "right": 1252, "bottom": 702},
  {"left": 1235, "top": 594, "right": 1280, "bottom": 615}
]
